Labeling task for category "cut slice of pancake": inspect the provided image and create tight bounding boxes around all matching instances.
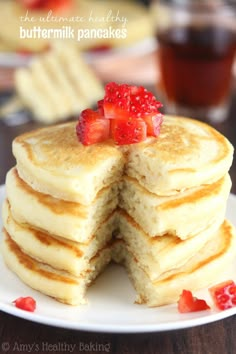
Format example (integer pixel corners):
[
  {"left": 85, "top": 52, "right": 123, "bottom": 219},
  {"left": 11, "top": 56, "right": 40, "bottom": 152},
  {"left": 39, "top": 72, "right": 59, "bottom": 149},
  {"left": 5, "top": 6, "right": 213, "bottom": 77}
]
[
  {"left": 2, "top": 200, "right": 116, "bottom": 276},
  {"left": 113, "top": 220, "right": 236, "bottom": 307},
  {"left": 120, "top": 174, "right": 231, "bottom": 238},
  {"left": 2, "top": 230, "right": 111, "bottom": 305},
  {"left": 124, "top": 116, "right": 233, "bottom": 195},
  {"left": 13, "top": 122, "right": 125, "bottom": 204},
  {"left": 118, "top": 209, "right": 225, "bottom": 280},
  {"left": 6, "top": 168, "right": 118, "bottom": 242}
]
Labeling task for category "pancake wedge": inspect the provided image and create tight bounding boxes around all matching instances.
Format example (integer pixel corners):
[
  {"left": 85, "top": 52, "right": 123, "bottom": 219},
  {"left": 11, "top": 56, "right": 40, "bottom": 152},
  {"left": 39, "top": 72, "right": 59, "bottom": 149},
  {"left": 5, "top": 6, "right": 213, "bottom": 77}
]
[
  {"left": 13, "top": 122, "right": 125, "bottom": 204},
  {"left": 2, "top": 230, "right": 111, "bottom": 305},
  {"left": 2, "top": 200, "right": 116, "bottom": 276},
  {"left": 120, "top": 174, "right": 231, "bottom": 238},
  {"left": 113, "top": 220, "right": 236, "bottom": 307},
  {"left": 6, "top": 168, "right": 118, "bottom": 242},
  {"left": 125, "top": 116, "right": 234, "bottom": 195},
  {"left": 118, "top": 209, "right": 225, "bottom": 280}
]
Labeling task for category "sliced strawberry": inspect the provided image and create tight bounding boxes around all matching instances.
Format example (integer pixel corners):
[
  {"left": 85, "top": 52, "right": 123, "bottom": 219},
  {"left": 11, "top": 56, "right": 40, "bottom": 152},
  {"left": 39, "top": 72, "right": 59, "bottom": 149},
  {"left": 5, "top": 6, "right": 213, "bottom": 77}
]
[
  {"left": 178, "top": 290, "right": 210, "bottom": 313},
  {"left": 13, "top": 296, "right": 36, "bottom": 312},
  {"left": 111, "top": 118, "right": 146, "bottom": 145},
  {"left": 129, "top": 85, "right": 163, "bottom": 118},
  {"left": 76, "top": 109, "right": 110, "bottom": 146},
  {"left": 209, "top": 280, "right": 236, "bottom": 310},
  {"left": 76, "top": 82, "right": 164, "bottom": 146},
  {"left": 142, "top": 113, "right": 163, "bottom": 137},
  {"left": 103, "top": 82, "right": 130, "bottom": 119}
]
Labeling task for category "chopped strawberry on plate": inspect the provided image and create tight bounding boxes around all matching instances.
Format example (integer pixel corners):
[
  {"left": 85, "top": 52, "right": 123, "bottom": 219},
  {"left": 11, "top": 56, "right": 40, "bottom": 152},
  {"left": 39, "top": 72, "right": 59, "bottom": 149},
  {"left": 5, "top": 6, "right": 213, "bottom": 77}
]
[
  {"left": 178, "top": 290, "right": 210, "bottom": 313},
  {"left": 13, "top": 296, "right": 36, "bottom": 312},
  {"left": 209, "top": 280, "right": 236, "bottom": 310}
]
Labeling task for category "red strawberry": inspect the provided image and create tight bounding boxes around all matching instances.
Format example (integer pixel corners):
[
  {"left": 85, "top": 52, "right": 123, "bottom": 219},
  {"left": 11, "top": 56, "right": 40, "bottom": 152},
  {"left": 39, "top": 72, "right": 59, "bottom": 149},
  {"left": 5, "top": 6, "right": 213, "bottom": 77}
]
[
  {"left": 129, "top": 85, "right": 163, "bottom": 118},
  {"left": 13, "top": 296, "right": 36, "bottom": 312},
  {"left": 76, "top": 82, "right": 163, "bottom": 146},
  {"left": 209, "top": 280, "right": 236, "bottom": 310},
  {"left": 178, "top": 290, "right": 210, "bottom": 313},
  {"left": 111, "top": 118, "right": 147, "bottom": 145},
  {"left": 142, "top": 113, "right": 163, "bottom": 137},
  {"left": 103, "top": 82, "right": 130, "bottom": 119},
  {"left": 76, "top": 109, "right": 110, "bottom": 146},
  {"left": 97, "top": 100, "right": 104, "bottom": 115}
]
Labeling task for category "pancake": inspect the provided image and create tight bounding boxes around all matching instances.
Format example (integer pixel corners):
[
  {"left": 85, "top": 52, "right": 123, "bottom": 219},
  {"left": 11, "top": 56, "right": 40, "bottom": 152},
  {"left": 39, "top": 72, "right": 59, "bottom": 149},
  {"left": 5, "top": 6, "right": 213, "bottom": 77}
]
[
  {"left": 13, "top": 117, "right": 233, "bottom": 206},
  {"left": 2, "top": 230, "right": 112, "bottom": 305},
  {"left": 2, "top": 200, "right": 116, "bottom": 276},
  {"left": 120, "top": 174, "right": 231, "bottom": 238},
  {"left": 13, "top": 122, "right": 124, "bottom": 204},
  {"left": 6, "top": 168, "right": 118, "bottom": 242},
  {"left": 113, "top": 220, "right": 236, "bottom": 307},
  {"left": 118, "top": 209, "right": 225, "bottom": 280},
  {"left": 124, "top": 116, "right": 234, "bottom": 195}
]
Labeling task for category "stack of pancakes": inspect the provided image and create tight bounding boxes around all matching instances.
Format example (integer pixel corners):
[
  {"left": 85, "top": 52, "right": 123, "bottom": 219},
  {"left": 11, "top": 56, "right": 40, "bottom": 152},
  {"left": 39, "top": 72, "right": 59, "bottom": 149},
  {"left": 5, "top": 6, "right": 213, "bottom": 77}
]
[{"left": 1, "top": 116, "right": 236, "bottom": 306}]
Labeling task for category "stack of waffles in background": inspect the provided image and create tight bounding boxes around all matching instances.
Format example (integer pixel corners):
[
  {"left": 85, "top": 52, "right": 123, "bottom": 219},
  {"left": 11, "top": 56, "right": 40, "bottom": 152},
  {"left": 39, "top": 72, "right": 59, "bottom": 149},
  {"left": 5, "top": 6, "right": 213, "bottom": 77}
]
[
  {"left": 1, "top": 116, "right": 236, "bottom": 306},
  {"left": 14, "top": 43, "right": 104, "bottom": 124}
]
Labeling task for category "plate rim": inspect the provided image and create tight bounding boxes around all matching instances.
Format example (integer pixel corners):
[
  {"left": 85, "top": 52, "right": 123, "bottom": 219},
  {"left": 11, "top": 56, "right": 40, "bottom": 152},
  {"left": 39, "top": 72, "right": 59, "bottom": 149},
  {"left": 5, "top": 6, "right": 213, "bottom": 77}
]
[{"left": 0, "top": 184, "right": 236, "bottom": 333}]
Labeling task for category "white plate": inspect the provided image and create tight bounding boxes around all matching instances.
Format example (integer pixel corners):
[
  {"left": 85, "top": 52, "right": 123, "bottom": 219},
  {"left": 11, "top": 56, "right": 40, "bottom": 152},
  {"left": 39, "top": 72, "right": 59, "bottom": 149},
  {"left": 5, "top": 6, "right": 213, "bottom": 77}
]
[{"left": 0, "top": 184, "right": 236, "bottom": 333}]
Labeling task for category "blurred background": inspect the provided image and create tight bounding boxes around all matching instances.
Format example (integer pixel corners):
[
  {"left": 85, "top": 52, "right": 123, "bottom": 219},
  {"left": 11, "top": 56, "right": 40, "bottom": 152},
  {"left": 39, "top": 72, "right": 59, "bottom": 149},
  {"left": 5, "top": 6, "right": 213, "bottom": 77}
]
[
  {"left": 0, "top": 0, "right": 156, "bottom": 98},
  {"left": 0, "top": 0, "right": 235, "bottom": 125}
]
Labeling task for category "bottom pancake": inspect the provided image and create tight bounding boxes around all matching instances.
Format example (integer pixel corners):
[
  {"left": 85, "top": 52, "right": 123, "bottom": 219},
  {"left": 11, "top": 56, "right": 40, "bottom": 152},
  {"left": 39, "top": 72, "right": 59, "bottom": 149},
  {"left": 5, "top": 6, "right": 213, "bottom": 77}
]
[
  {"left": 112, "top": 220, "right": 236, "bottom": 307},
  {"left": 2, "top": 230, "right": 111, "bottom": 305}
]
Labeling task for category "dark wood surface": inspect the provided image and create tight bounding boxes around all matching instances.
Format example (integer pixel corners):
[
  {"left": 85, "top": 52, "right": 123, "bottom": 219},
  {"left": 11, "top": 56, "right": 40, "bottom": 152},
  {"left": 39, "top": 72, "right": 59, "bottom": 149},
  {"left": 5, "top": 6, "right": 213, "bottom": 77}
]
[{"left": 0, "top": 93, "right": 236, "bottom": 354}]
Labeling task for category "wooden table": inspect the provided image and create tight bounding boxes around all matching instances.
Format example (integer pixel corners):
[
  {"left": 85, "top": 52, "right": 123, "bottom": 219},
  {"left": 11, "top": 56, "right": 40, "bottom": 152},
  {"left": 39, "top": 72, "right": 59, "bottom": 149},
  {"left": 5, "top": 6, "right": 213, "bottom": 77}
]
[{"left": 0, "top": 93, "right": 236, "bottom": 354}]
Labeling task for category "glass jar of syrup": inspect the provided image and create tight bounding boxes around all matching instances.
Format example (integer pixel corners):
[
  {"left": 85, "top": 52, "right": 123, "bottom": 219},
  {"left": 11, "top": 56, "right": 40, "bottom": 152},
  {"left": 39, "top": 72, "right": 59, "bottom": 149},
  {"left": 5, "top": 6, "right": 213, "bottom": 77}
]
[{"left": 151, "top": 0, "right": 236, "bottom": 122}]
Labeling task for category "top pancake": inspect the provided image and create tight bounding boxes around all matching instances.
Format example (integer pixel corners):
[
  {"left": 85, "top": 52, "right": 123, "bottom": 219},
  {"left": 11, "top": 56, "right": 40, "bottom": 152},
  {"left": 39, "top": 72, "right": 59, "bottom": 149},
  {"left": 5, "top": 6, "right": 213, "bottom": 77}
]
[{"left": 13, "top": 116, "right": 234, "bottom": 203}]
